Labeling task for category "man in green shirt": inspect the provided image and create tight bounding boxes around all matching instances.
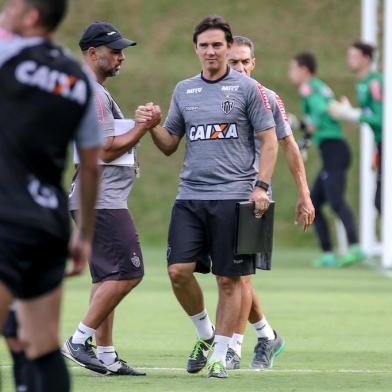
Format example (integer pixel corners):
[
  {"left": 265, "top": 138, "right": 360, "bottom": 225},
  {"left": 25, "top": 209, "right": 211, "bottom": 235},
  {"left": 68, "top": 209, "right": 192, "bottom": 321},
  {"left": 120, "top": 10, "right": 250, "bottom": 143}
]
[
  {"left": 289, "top": 52, "right": 365, "bottom": 267},
  {"left": 329, "top": 41, "right": 383, "bottom": 215}
]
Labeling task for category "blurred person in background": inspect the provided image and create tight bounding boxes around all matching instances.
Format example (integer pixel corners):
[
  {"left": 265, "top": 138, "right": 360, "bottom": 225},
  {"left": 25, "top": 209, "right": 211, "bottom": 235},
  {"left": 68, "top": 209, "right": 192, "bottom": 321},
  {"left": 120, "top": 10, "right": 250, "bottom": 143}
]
[
  {"left": 289, "top": 52, "right": 366, "bottom": 268},
  {"left": 329, "top": 41, "right": 383, "bottom": 218}
]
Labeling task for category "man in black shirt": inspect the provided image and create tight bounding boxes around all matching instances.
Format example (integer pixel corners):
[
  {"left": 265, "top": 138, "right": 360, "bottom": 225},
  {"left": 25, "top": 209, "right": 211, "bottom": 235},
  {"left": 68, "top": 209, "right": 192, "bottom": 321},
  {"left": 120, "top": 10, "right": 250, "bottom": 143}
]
[{"left": 0, "top": 1, "right": 101, "bottom": 391}]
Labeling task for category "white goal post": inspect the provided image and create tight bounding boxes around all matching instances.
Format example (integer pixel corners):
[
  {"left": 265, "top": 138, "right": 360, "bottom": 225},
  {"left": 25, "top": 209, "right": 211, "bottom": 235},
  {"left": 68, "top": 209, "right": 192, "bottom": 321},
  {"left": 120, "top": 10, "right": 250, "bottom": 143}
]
[
  {"left": 360, "top": 0, "right": 379, "bottom": 257},
  {"left": 358, "top": 0, "right": 392, "bottom": 268},
  {"left": 381, "top": 0, "right": 392, "bottom": 268}
]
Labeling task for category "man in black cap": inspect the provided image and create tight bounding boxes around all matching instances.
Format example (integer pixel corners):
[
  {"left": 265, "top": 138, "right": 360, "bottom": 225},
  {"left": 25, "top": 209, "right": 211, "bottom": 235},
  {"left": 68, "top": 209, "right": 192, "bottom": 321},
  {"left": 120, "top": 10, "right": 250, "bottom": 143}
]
[{"left": 61, "top": 21, "right": 161, "bottom": 376}]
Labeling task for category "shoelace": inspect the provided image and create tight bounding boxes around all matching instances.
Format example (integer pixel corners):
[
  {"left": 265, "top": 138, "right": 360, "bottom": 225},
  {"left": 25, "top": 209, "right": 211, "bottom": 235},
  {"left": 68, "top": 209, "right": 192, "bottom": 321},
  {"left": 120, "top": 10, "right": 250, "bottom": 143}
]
[
  {"left": 84, "top": 338, "right": 98, "bottom": 358},
  {"left": 190, "top": 339, "right": 209, "bottom": 360},
  {"left": 226, "top": 349, "right": 236, "bottom": 362},
  {"left": 254, "top": 338, "right": 269, "bottom": 359},
  {"left": 116, "top": 358, "right": 128, "bottom": 367},
  {"left": 208, "top": 360, "right": 223, "bottom": 373}
]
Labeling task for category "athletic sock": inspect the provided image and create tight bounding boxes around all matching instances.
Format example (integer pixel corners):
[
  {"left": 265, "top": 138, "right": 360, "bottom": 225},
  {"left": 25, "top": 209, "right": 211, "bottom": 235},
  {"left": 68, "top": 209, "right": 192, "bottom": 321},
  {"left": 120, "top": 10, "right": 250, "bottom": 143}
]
[
  {"left": 208, "top": 335, "right": 230, "bottom": 365},
  {"left": 189, "top": 309, "right": 214, "bottom": 340},
  {"left": 96, "top": 346, "right": 117, "bottom": 365},
  {"left": 31, "top": 349, "right": 70, "bottom": 392},
  {"left": 10, "top": 350, "right": 35, "bottom": 392},
  {"left": 252, "top": 317, "right": 275, "bottom": 340},
  {"left": 229, "top": 333, "right": 244, "bottom": 358},
  {"left": 71, "top": 322, "right": 95, "bottom": 345}
]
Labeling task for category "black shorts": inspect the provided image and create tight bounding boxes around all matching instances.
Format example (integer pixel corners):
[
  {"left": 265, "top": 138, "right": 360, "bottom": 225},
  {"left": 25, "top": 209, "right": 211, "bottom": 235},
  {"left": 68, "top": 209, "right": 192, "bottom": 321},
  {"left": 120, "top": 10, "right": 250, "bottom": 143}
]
[
  {"left": 167, "top": 200, "right": 255, "bottom": 277},
  {"left": 3, "top": 307, "right": 17, "bottom": 338},
  {"left": 72, "top": 209, "right": 144, "bottom": 283},
  {"left": 0, "top": 221, "right": 67, "bottom": 299},
  {"left": 255, "top": 252, "right": 272, "bottom": 270}
]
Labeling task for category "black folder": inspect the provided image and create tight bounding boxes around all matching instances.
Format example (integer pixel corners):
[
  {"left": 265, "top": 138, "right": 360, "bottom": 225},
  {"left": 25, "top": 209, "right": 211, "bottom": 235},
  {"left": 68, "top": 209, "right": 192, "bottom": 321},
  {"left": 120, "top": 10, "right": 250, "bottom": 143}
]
[{"left": 234, "top": 201, "right": 275, "bottom": 255}]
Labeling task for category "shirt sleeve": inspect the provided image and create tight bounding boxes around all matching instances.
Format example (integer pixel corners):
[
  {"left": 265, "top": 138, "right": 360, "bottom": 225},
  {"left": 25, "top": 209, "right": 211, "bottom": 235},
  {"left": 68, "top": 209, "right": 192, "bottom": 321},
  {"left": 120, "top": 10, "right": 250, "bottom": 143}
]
[
  {"left": 163, "top": 85, "right": 185, "bottom": 136},
  {"left": 95, "top": 87, "right": 115, "bottom": 138},
  {"left": 270, "top": 93, "right": 292, "bottom": 140},
  {"left": 246, "top": 81, "right": 276, "bottom": 133},
  {"left": 74, "top": 81, "right": 104, "bottom": 149},
  {"left": 359, "top": 78, "right": 383, "bottom": 129}
]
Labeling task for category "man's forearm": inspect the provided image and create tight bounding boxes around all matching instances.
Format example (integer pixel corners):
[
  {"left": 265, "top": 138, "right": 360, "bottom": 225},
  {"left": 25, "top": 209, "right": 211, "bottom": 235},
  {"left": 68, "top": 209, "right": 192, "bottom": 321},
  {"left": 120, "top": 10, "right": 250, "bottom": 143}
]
[
  {"left": 101, "top": 124, "right": 149, "bottom": 163},
  {"left": 257, "top": 129, "right": 278, "bottom": 183},
  {"left": 150, "top": 125, "right": 179, "bottom": 156},
  {"left": 281, "top": 136, "right": 310, "bottom": 198},
  {"left": 78, "top": 148, "right": 101, "bottom": 240}
]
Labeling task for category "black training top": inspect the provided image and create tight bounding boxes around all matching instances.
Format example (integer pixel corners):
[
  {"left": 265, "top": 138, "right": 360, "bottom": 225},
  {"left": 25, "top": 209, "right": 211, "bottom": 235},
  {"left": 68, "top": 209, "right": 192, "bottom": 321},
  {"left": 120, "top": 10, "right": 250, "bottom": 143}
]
[{"left": 0, "top": 28, "right": 102, "bottom": 240}]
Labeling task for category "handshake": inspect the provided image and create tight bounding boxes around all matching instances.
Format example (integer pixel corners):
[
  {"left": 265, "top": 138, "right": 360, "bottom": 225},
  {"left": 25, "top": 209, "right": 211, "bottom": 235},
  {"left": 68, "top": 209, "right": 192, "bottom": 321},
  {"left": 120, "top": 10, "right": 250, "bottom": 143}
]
[
  {"left": 135, "top": 102, "right": 162, "bottom": 129},
  {"left": 328, "top": 96, "right": 361, "bottom": 123}
]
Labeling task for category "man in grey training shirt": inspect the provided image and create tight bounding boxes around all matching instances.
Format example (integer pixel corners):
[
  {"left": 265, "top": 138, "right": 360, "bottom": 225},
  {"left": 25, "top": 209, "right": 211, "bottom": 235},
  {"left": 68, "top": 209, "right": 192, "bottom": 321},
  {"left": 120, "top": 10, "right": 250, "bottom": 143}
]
[
  {"left": 136, "top": 16, "right": 278, "bottom": 379},
  {"left": 62, "top": 22, "right": 160, "bottom": 376},
  {"left": 225, "top": 35, "right": 315, "bottom": 370}
]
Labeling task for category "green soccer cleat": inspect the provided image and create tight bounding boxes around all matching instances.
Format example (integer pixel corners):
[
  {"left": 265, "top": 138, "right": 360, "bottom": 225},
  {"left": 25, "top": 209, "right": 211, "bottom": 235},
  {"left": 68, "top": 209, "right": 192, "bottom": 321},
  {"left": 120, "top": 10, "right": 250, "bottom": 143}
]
[
  {"left": 338, "top": 245, "right": 367, "bottom": 267},
  {"left": 312, "top": 253, "right": 338, "bottom": 268},
  {"left": 207, "top": 360, "right": 228, "bottom": 379},
  {"left": 186, "top": 336, "right": 214, "bottom": 373}
]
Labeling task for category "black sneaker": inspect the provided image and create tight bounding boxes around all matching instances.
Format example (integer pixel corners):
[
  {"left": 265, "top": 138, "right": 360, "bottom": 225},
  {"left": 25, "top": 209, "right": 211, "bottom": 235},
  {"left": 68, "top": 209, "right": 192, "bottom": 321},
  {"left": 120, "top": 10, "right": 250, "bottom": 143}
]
[
  {"left": 207, "top": 360, "right": 228, "bottom": 379},
  {"left": 186, "top": 336, "right": 214, "bottom": 373},
  {"left": 225, "top": 348, "right": 240, "bottom": 370},
  {"left": 61, "top": 337, "right": 107, "bottom": 374},
  {"left": 105, "top": 355, "right": 146, "bottom": 376},
  {"left": 251, "top": 331, "right": 286, "bottom": 369}
]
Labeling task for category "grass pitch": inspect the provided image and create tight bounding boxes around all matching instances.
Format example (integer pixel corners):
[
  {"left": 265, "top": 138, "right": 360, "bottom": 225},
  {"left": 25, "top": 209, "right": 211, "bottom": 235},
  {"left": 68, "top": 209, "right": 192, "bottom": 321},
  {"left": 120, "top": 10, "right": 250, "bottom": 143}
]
[{"left": 1, "top": 247, "right": 392, "bottom": 391}]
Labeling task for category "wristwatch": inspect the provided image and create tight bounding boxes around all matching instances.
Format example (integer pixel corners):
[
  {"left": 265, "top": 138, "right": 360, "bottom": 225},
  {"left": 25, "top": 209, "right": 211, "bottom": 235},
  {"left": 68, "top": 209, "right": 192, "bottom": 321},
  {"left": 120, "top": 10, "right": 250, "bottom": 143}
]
[{"left": 254, "top": 180, "right": 269, "bottom": 192}]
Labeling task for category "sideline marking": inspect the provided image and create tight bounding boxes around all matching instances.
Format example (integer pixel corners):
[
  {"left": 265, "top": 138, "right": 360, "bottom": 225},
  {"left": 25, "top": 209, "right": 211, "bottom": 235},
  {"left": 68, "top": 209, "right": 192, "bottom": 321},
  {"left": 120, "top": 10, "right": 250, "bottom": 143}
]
[{"left": 1, "top": 365, "right": 392, "bottom": 374}]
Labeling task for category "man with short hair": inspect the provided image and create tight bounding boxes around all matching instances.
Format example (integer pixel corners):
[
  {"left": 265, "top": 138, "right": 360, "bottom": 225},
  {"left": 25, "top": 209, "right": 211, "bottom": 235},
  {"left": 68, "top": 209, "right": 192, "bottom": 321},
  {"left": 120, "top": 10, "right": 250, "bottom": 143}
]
[
  {"left": 329, "top": 41, "right": 383, "bottom": 218},
  {"left": 0, "top": 0, "right": 101, "bottom": 391},
  {"left": 62, "top": 21, "right": 160, "bottom": 376},
  {"left": 136, "top": 16, "right": 278, "bottom": 379},
  {"left": 225, "top": 35, "right": 314, "bottom": 370},
  {"left": 289, "top": 52, "right": 365, "bottom": 268}
]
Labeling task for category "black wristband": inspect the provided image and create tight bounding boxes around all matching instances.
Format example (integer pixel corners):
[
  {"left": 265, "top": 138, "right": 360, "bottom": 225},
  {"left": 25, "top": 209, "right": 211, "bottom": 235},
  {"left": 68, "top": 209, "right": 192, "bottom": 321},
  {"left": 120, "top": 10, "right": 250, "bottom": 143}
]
[{"left": 254, "top": 180, "right": 269, "bottom": 192}]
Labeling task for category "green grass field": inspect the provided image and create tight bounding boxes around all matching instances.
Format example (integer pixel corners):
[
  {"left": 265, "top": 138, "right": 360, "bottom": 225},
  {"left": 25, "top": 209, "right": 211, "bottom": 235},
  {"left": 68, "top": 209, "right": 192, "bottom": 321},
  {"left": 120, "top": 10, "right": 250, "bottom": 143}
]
[
  {"left": 1, "top": 247, "right": 391, "bottom": 391},
  {"left": 0, "top": 1, "right": 389, "bottom": 390}
]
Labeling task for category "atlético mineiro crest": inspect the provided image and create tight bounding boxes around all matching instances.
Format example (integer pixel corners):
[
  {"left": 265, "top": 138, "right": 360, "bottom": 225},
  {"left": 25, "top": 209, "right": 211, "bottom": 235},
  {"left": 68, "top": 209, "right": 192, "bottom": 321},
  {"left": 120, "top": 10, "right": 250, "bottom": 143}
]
[{"left": 221, "top": 96, "right": 235, "bottom": 114}]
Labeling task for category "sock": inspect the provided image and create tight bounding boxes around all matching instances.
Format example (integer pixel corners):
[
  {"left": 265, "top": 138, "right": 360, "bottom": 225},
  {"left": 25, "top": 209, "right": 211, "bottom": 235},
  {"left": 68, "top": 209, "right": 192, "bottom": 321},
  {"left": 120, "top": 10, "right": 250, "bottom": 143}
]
[
  {"left": 23, "top": 360, "right": 36, "bottom": 392},
  {"left": 96, "top": 346, "right": 117, "bottom": 365},
  {"left": 208, "top": 335, "right": 230, "bottom": 365},
  {"left": 71, "top": 322, "right": 95, "bottom": 345},
  {"left": 252, "top": 317, "right": 275, "bottom": 340},
  {"left": 31, "top": 349, "right": 70, "bottom": 392},
  {"left": 229, "top": 333, "right": 244, "bottom": 358},
  {"left": 10, "top": 350, "right": 35, "bottom": 392},
  {"left": 189, "top": 309, "right": 214, "bottom": 340}
]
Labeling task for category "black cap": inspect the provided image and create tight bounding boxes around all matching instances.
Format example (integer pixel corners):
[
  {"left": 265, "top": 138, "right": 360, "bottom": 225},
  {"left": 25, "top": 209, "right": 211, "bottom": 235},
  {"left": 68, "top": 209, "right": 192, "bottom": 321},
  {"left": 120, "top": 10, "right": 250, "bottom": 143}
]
[{"left": 79, "top": 22, "right": 136, "bottom": 51}]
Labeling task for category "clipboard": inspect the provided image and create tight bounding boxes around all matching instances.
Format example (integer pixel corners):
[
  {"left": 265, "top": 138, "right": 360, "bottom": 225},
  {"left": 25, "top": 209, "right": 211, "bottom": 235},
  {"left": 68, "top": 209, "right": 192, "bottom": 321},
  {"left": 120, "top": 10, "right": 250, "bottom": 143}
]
[
  {"left": 73, "top": 119, "right": 135, "bottom": 166},
  {"left": 234, "top": 201, "right": 275, "bottom": 255}
]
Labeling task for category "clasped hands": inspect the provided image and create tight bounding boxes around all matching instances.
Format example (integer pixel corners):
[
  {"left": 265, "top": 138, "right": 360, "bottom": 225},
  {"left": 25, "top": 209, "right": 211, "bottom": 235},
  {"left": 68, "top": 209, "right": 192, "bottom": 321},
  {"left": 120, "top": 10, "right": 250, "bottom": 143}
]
[{"left": 135, "top": 102, "right": 162, "bottom": 129}]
